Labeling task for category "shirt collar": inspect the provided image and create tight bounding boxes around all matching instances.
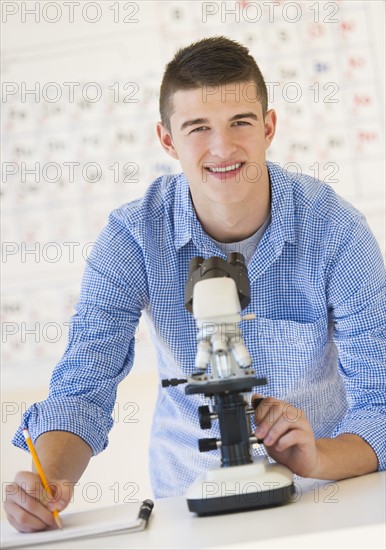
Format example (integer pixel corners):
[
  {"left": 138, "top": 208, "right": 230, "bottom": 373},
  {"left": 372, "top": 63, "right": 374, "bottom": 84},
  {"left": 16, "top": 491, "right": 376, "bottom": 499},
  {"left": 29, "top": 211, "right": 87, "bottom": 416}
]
[
  {"left": 173, "top": 160, "right": 295, "bottom": 251},
  {"left": 266, "top": 160, "right": 296, "bottom": 250},
  {"left": 173, "top": 172, "right": 196, "bottom": 250}
]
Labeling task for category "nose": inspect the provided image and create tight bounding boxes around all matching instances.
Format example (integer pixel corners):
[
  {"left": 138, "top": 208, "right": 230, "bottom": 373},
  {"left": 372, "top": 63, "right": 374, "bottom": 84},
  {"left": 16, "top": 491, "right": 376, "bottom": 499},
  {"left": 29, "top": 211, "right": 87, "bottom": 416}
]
[{"left": 208, "top": 129, "right": 237, "bottom": 159}]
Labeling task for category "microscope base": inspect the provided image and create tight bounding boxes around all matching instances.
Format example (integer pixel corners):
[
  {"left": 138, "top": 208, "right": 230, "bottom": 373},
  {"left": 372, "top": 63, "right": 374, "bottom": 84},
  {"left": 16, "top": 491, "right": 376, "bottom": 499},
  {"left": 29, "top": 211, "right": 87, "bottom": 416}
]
[{"left": 186, "top": 457, "right": 295, "bottom": 516}]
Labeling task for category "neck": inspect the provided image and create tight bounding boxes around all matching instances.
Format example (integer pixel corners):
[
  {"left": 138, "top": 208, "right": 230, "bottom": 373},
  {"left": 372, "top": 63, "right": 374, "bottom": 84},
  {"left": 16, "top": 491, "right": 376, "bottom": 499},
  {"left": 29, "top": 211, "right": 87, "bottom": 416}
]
[{"left": 191, "top": 173, "right": 271, "bottom": 243}]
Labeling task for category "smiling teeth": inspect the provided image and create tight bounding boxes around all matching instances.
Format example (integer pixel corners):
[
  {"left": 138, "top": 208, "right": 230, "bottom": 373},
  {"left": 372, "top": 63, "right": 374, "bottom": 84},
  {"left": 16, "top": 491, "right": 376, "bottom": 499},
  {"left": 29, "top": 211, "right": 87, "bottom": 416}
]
[{"left": 208, "top": 163, "right": 242, "bottom": 173}]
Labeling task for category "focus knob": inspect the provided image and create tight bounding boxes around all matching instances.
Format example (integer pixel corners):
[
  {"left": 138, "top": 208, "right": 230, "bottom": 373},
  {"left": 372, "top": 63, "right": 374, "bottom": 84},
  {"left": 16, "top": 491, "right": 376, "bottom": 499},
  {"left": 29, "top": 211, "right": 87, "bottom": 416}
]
[
  {"left": 198, "top": 438, "right": 220, "bottom": 452},
  {"left": 198, "top": 405, "right": 212, "bottom": 429}
]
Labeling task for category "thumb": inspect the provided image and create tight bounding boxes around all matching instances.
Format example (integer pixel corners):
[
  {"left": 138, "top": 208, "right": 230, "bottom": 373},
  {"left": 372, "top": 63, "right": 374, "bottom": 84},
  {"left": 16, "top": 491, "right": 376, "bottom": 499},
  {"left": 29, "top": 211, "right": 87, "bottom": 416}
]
[
  {"left": 251, "top": 394, "right": 266, "bottom": 426},
  {"left": 46, "top": 479, "right": 74, "bottom": 512}
]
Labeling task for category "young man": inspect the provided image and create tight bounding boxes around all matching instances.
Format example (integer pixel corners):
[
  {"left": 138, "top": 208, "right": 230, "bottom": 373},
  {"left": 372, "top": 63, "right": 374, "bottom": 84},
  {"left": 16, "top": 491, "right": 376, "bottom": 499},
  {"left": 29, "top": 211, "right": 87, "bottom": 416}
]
[{"left": 5, "top": 36, "right": 385, "bottom": 533}]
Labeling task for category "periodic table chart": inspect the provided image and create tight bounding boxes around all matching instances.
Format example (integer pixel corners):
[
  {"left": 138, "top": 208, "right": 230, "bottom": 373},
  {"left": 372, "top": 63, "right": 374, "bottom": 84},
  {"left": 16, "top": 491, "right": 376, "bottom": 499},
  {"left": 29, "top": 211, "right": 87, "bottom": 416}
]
[{"left": 1, "top": 0, "right": 385, "bottom": 384}]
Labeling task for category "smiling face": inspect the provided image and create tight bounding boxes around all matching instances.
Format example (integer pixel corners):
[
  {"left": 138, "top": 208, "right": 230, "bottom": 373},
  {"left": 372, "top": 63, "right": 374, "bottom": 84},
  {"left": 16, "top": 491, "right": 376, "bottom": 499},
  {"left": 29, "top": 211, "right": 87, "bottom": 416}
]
[{"left": 157, "top": 81, "right": 277, "bottom": 217}]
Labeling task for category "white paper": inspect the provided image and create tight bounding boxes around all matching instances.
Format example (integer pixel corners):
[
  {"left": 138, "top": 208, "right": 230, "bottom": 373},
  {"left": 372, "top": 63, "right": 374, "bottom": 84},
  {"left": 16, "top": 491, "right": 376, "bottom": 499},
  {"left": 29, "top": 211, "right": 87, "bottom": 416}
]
[{"left": 1, "top": 503, "right": 144, "bottom": 548}]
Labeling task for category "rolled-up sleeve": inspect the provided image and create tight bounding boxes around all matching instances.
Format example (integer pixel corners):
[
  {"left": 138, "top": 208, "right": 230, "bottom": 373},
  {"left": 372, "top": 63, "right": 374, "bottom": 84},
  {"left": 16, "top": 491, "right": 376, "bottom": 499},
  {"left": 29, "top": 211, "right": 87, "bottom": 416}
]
[
  {"left": 326, "top": 215, "right": 386, "bottom": 469},
  {"left": 13, "top": 211, "right": 148, "bottom": 454}
]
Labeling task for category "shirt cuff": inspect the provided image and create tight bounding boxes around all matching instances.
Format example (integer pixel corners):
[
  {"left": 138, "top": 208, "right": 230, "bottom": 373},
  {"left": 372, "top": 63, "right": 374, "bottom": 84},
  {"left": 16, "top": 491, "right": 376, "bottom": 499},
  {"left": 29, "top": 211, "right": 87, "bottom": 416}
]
[
  {"left": 12, "top": 397, "right": 114, "bottom": 455},
  {"left": 332, "top": 409, "right": 386, "bottom": 471}
]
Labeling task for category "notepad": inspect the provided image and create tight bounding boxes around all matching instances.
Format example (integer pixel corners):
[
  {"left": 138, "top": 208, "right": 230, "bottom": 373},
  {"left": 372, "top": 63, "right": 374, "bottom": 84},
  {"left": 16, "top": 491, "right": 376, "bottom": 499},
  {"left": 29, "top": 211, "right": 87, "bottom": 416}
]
[{"left": 1, "top": 502, "right": 147, "bottom": 548}]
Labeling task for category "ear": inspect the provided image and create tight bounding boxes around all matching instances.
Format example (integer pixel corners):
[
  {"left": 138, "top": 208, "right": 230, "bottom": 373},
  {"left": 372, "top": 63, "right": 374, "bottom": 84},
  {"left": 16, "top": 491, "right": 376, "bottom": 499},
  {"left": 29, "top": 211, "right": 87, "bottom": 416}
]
[
  {"left": 264, "top": 109, "right": 277, "bottom": 149},
  {"left": 156, "top": 122, "right": 179, "bottom": 160}
]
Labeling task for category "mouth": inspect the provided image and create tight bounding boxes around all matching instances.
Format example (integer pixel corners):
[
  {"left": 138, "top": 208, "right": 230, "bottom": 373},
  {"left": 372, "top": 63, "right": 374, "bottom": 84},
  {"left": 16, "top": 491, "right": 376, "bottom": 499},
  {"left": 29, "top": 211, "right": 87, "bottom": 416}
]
[{"left": 204, "top": 162, "right": 246, "bottom": 180}]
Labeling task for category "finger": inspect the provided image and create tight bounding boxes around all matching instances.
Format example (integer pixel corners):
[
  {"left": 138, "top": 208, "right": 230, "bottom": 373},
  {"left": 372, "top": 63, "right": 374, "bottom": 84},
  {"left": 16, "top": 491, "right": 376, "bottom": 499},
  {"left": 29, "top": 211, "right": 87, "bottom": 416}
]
[
  {"left": 13, "top": 472, "right": 68, "bottom": 511},
  {"left": 8, "top": 482, "right": 56, "bottom": 525},
  {"left": 254, "top": 397, "right": 285, "bottom": 437},
  {"left": 260, "top": 414, "right": 299, "bottom": 447},
  {"left": 46, "top": 479, "right": 73, "bottom": 512},
  {"left": 261, "top": 404, "right": 305, "bottom": 446},
  {"left": 14, "top": 471, "right": 46, "bottom": 505},
  {"left": 9, "top": 474, "right": 59, "bottom": 527},
  {"left": 271, "top": 429, "right": 308, "bottom": 452},
  {"left": 5, "top": 500, "right": 54, "bottom": 533},
  {"left": 6, "top": 509, "right": 47, "bottom": 534},
  {"left": 251, "top": 395, "right": 264, "bottom": 416},
  {"left": 256, "top": 398, "right": 305, "bottom": 439},
  {"left": 4, "top": 484, "right": 56, "bottom": 532},
  {"left": 251, "top": 393, "right": 263, "bottom": 405}
]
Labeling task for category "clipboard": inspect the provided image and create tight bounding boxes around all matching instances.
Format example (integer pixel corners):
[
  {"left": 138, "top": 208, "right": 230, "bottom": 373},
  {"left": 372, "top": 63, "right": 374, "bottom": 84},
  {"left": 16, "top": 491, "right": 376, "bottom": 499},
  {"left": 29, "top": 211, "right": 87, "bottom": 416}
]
[{"left": 1, "top": 499, "right": 154, "bottom": 548}]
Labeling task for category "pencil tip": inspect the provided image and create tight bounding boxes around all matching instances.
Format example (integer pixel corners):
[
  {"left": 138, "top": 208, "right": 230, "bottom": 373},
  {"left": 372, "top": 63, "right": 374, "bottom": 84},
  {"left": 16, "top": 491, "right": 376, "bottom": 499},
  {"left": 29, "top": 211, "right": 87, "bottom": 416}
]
[{"left": 55, "top": 516, "right": 63, "bottom": 530}]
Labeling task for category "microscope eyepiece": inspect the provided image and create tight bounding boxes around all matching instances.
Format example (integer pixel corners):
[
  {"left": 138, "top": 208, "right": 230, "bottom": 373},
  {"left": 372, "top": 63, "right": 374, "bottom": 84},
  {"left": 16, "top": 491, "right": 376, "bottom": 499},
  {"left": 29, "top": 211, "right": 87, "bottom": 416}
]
[{"left": 227, "top": 252, "right": 246, "bottom": 267}]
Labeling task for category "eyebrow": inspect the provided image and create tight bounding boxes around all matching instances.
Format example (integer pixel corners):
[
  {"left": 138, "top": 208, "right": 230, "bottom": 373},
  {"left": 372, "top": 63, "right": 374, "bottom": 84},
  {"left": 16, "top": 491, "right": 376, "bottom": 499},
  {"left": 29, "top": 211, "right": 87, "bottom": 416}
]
[{"left": 179, "top": 112, "right": 259, "bottom": 132}]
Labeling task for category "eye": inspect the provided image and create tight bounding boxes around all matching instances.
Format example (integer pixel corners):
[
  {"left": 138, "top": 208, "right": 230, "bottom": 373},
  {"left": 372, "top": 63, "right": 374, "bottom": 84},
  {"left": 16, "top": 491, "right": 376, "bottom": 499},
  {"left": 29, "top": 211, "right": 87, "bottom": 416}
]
[
  {"left": 190, "top": 126, "right": 208, "bottom": 133},
  {"left": 232, "top": 121, "right": 250, "bottom": 126}
]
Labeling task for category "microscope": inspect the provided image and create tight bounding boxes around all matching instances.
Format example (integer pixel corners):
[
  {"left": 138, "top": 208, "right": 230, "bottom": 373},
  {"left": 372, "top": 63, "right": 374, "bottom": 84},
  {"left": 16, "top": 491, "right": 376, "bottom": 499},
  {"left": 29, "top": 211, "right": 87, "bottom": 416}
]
[{"left": 162, "top": 253, "right": 294, "bottom": 516}]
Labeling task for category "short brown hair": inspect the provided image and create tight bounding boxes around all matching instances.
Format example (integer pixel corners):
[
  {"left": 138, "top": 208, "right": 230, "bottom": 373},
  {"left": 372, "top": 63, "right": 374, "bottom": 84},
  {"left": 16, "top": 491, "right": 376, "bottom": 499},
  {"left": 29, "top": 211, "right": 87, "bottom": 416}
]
[{"left": 159, "top": 36, "right": 268, "bottom": 133}]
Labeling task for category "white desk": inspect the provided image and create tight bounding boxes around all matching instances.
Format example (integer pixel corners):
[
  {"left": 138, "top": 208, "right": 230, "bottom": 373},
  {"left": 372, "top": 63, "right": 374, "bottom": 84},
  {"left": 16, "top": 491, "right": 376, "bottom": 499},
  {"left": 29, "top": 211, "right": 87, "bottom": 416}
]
[{"left": 2, "top": 472, "right": 385, "bottom": 549}]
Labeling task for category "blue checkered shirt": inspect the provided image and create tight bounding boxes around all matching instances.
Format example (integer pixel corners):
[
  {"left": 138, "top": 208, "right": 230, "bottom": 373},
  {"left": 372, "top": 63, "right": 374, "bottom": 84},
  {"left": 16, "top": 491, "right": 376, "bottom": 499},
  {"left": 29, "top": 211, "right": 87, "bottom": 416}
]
[{"left": 14, "top": 161, "right": 386, "bottom": 497}]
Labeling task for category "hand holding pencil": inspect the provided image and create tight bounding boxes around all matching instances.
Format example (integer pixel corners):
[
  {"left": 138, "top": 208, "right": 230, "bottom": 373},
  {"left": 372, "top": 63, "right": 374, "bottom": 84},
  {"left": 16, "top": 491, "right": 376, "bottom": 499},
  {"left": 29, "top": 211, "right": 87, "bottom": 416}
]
[
  {"left": 4, "top": 431, "right": 87, "bottom": 533},
  {"left": 22, "top": 429, "right": 63, "bottom": 529}
]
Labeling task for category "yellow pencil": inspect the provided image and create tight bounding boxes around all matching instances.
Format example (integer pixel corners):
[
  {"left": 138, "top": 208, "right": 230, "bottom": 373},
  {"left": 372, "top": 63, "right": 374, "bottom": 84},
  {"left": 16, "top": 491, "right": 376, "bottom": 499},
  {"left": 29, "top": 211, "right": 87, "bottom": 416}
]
[{"left": 23, "top": 428, "right": 63, "bottom": 529}]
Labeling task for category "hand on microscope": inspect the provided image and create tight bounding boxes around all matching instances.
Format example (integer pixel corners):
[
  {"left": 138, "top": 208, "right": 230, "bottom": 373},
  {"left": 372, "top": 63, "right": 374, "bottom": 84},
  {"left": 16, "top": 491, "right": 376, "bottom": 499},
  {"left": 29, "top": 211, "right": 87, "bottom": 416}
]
[{"left": 252, "top": 394, "right": 319, "bottom": 478}]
